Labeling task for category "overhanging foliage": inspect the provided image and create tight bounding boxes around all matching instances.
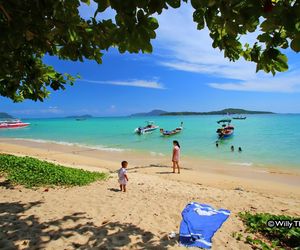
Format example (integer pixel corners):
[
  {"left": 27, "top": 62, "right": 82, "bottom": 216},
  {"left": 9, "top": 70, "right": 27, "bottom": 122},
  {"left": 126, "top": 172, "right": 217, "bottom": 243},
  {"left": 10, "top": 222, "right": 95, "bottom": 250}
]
[{"left": 0, "top": 0, "right": 299, "bottom": 102}]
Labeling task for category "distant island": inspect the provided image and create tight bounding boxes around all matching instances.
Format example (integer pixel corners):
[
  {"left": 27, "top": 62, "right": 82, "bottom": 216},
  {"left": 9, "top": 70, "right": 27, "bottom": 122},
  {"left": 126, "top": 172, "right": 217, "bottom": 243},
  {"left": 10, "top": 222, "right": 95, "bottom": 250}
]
[
  {"left": 130, "top": 109, "right": 168, "bottom": 117},
  {"left": 130, "top": 108, "right": 274, "bottom": 116},
  {"left": 65, "top": 115, "right": 93, "bottom": 119},
  {"left": 0, "top": 112, "right": 14, "bottom": 119}
]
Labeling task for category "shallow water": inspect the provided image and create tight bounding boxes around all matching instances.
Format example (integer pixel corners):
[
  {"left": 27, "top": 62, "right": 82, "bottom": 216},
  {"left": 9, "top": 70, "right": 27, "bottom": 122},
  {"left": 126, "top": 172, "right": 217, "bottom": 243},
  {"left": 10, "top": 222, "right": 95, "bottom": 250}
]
[{"left": 1, "top": 114, "right": 300, "bottom": 168}]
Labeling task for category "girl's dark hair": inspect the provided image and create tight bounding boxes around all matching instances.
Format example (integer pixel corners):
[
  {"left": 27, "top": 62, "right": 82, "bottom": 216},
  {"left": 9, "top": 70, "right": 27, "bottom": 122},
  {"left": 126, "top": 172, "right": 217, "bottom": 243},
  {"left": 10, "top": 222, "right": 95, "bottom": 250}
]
[
  {"left": 173, "top": 140, "right": 180, "bottom": 148},
  {"left": 121, "top": 161, "right": 128, "bottom": 167}
]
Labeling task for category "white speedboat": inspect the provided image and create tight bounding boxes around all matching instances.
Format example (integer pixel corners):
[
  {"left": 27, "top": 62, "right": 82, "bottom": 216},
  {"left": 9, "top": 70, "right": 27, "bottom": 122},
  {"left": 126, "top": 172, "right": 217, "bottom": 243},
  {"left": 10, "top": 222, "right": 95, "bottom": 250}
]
[{"left": 135, "top": 121, "right": 159, "bottom": 134}]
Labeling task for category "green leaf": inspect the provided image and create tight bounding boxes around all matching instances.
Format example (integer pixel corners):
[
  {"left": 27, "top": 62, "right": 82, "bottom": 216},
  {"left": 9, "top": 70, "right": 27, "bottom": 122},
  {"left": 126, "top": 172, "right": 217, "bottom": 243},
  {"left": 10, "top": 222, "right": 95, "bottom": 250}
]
[
  {"left": 81, "top": 0, "right": 90, "bottom": 5},
  {"left": 296, "top": 22, "right": 300, "bottom": 32},
  {"left": 148, "top": 17, "right": 159, "bottom": 30},
  {"left": 193, "top": 9, "right": 205, "bottom": 29},
  {"left": 166, "top": 0, "right": 181, "bottom": 8},
  {"left": 291, "top": 36, "right": 300, "bottom": 52},
  {"left": 95, "top": 0, "right": 110, "bottom": 13},
  {"left": 257, "top": 33, "right": 271, "bottom": 43},
  {"left": 191, "top": 0, "right": 204, "bottom": 9},
  {"left": 47, "top": 72, "right": 57, "bottom": 78},
  {"left": 260, "top": 19, "right": 277, "bottom": 32}
]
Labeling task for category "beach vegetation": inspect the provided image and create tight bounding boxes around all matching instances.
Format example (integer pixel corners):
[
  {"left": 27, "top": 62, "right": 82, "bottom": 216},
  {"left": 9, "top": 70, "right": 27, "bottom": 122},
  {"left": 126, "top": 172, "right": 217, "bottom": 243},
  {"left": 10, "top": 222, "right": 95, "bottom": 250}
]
[
  {"left": 231, "top": 232, "right": 243, "bottom": 241},
  {"left": 0, "top": 154, "right": 109, "bottom": 188},
  {"left": 1, "top": 1, "right": 299, "bottom": 101},
  {"left": 239, "top": 211, "right": 300, "bottom": 249}
]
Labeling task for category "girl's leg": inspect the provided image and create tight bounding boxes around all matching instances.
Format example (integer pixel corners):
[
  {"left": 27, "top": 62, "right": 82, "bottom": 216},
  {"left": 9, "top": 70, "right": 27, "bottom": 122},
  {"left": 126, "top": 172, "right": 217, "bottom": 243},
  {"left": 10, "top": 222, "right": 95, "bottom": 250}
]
[
  {"left": 120, "top": 184, "right": 123, "bottom": 191},
  {"left": 172, "top": 161, "right": 176, "bottom": 173},
  {"left": 123, "top": 185, "right": 126, "bottom": 192},
  {"left": 176, "top": 162, "right": 180, "bottom": 174}
]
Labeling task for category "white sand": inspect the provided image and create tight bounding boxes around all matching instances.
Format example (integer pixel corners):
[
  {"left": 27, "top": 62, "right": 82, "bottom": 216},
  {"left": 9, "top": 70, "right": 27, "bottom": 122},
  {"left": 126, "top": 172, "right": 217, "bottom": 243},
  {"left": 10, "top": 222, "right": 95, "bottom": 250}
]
[{"left": 0, "top": 139, "right": 299, "bottom": 249}]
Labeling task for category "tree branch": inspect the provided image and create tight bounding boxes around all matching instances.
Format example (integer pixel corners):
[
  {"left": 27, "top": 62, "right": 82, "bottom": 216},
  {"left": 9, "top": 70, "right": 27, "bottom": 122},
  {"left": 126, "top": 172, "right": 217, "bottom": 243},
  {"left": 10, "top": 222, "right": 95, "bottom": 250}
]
[{"left": 0, "top": 4, "right": 12, "bottom": 22}]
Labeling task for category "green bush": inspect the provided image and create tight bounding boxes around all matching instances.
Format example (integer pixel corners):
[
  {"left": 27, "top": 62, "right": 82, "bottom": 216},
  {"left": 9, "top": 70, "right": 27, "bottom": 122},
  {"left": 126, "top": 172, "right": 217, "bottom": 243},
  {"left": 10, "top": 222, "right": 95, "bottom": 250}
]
[
  {"left": 239, "top": 212, "right": 300, "bottom": 249},
  {"left": 0, "top": 154, "right": 108, "bottom": 187}
]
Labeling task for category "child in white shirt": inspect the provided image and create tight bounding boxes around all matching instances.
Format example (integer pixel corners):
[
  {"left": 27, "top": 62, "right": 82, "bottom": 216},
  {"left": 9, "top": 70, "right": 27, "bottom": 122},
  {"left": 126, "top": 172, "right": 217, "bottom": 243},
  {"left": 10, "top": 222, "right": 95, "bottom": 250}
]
[{"left": 118, "top": 161, "right": 129, "bottom": 192}]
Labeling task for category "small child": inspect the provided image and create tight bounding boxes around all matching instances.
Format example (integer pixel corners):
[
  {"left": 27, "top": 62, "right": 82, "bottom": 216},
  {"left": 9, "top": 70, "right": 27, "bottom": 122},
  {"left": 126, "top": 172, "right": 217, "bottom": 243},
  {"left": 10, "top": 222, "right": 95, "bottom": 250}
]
[{"left": 118, "top": 161, "right": 129, "bottom": 192}]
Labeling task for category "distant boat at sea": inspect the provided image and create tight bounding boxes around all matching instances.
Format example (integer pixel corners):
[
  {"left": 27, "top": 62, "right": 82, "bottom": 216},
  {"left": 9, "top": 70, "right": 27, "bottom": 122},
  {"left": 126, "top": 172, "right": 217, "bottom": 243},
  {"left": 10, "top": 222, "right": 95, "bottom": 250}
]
[
  {"left": 233, "top": 116, "right": 247, "bottom": 120},
  {"left": 66, "top": 115, "right": 93, "bottom": 120},
  {"left": 76, "top": 118, "right": 86, "bottom": 121}
]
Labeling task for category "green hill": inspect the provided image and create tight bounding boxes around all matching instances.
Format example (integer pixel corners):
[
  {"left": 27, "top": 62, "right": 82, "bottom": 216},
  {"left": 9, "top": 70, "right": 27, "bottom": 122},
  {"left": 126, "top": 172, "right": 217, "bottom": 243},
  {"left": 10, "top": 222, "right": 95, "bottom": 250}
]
[
  {"left": 0, "top": 112, "right": 14, "bottom": 119},
  {"left": 130, "top": 109, "right": 168, "bottom": 117},
  {"left": 161, "top": 108, "right": 274, "bottom": 116}
]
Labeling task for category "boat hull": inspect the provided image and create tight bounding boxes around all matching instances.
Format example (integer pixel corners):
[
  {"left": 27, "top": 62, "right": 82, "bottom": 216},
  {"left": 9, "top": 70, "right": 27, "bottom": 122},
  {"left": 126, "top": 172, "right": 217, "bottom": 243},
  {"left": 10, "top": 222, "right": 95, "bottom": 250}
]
[
  {"left": 135, "top": 126, "right": 159, "bottom": 134},
  {"left": 161, "top": 127, "right": 183, "bottom": 136},
  {"left": 219, "top": 131, "right": 234, "bottom": 138},
  {"left": 0, "top": 123, "right": 30, "bottom": 129},
  {"left": 216, "top": 126, "right": 234, "bottom": 139}
]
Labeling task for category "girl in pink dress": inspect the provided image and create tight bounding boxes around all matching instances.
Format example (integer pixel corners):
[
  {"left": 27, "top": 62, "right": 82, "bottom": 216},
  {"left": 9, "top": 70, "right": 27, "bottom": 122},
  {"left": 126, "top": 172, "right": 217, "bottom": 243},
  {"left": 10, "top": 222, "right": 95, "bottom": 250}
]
[{"left": 172, "top": 140, "right": 181, "bottom": 174}]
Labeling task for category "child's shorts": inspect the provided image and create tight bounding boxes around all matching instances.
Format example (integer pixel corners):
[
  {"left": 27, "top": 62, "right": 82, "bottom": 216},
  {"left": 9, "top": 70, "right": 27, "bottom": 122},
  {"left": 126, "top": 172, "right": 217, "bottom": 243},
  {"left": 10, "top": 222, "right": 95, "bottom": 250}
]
[{"left": 118, "top": 179, "right": 127, "bottom": 185}]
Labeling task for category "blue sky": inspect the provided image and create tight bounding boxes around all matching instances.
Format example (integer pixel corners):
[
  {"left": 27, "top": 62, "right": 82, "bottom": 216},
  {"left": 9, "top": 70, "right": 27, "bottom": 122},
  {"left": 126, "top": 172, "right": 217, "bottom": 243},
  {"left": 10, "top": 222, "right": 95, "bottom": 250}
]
[{"left": 1, "top": 2, "right": 300, "bottom": 117}]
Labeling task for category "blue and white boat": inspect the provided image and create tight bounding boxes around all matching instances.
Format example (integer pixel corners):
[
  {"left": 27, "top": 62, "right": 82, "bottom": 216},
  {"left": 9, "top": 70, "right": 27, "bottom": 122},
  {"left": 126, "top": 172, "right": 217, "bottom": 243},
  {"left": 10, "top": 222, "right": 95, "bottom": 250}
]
[{"left": 160, "top": 122, "right": 183, "bottom": 136}]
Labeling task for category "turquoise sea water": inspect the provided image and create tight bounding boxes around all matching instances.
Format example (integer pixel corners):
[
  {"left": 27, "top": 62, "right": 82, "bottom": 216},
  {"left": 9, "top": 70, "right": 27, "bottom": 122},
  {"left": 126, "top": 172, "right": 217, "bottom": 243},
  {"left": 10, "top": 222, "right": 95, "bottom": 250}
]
[{"left": 1, "top": 115, "right": 300, "bottom": 168}]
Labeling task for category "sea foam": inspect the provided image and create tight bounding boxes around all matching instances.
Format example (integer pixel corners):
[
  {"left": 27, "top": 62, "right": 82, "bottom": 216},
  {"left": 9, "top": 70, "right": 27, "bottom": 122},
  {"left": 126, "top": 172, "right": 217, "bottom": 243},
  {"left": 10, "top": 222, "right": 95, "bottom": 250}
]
[
  {"left": 150, "top": 151, "right": 165, "bottom": 156},
  {"left": 12, "top": 138, "right": 127, "bottom": 152},
  {"left": 229, "top": 162, "right": 253, "bottom": 167}
]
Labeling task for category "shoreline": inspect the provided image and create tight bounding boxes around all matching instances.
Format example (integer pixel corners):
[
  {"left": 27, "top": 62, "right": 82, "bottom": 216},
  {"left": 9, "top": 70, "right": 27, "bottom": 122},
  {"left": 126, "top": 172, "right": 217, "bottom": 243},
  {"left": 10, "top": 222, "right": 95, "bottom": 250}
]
[
  {"left": 1, "top": 138, "right": 300, "bottom": 197},
  {"left": 1, "top": 138, "right": 300, "bottom": 249},
  {"left": 3, "top": 136, "right": 300, "bottom": 171}
]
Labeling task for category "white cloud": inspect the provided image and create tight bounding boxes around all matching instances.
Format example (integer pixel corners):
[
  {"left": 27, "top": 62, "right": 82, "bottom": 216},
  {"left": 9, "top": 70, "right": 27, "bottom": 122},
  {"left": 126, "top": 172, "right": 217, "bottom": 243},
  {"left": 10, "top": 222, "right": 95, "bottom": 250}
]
[
  {"left": 106, "top": 104, "right": 117, "bottom": 113},
  {"left": 209, "top": 71, "right": 300, "bottom": 93},
  {"left": 48, "top": 106, "right": 58, "bottom": 110},
  {"left": 46, "top": 106, "right": 62, "bottom": 113},
  {"left": 155, "top": 4, "right": 299, "bottom": 93},
  {"left": 78, "top": 79, "right": 165, "bottom": 89},
  {"left": 78, "top": 2, "right": 299, "bottom": 93},
  {"left": 160, "top": 61, "right": 256, "bottom": 81},
  {"left": 155, "top": 5, "right": 255, "bottom": 79}
]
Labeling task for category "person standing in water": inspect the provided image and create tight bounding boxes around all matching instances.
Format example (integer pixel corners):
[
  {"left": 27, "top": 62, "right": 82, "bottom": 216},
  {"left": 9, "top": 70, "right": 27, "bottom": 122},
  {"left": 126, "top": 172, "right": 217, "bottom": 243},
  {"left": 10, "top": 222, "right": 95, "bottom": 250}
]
[{"left": 172, "top": 140, "right": 181, "bottom": 174}]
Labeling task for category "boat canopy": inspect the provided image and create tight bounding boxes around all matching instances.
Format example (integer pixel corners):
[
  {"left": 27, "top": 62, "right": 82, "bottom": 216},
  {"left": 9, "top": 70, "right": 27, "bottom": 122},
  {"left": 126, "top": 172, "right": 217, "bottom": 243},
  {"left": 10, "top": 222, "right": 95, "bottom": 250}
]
[
  {"left": 217, "top": 119, "right": 231, "bottom": 124},
  {"left": 0, "top": 118, "right": 17, "bottom": 122}
]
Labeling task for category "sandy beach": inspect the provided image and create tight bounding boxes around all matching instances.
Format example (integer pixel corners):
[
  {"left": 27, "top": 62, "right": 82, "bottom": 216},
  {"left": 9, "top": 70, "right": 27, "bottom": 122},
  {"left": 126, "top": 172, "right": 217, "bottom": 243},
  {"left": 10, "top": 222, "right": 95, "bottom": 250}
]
[{"left": 1, "top": 138, "right": 300, "bottom": 249}]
